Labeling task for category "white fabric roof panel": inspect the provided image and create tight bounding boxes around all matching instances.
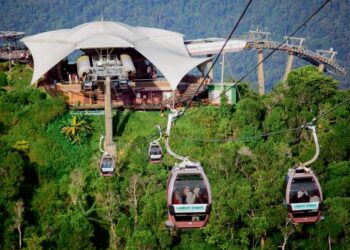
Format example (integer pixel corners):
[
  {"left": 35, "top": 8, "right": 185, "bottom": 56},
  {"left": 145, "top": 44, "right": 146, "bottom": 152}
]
[{"left": 22, "top": 21, "right": 209, "bottom": 90}]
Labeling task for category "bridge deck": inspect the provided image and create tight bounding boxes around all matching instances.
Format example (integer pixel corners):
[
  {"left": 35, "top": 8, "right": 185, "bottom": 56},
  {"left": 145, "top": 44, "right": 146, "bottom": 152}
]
[
  {"left": 245, "top": 41, "right": 346, "bottom": 75},
  {"left": 185, "top": 37, "right": 346, "bottom": 75}
]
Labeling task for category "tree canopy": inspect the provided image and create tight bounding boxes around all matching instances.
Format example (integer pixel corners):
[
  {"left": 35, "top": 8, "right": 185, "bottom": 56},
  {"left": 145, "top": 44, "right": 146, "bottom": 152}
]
[{"left": 0, "top": 66, "right": 349, "bottom": 249}]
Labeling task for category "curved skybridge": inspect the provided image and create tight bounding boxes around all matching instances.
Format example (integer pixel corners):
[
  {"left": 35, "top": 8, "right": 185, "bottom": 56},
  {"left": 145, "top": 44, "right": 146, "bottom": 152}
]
[
  {"left": 185, "top": 31, "right": 346, "bottom": 96},
  {"left": 185, "top": 32, "right": 346, "bottom": 76}
]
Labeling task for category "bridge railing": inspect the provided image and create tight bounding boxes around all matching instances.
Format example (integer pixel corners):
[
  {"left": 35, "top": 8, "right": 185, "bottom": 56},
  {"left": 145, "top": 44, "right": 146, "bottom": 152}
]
[{"left": 245, "top": 40, "right": 346, "bottom": 75}]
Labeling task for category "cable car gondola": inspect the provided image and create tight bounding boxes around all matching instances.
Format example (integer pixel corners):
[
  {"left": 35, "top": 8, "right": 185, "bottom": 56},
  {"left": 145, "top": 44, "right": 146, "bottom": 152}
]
[
  {"left": 148, "top": 141, "right": 163, "bottom": 163},
  {"left": 285, "top": 166, "right": 323, "bottom": 224},
  {"left": 285, "top": 124, "right": 323, "bottom": 224},
  {"left": 99, "top": 153, "right": 115, "bottom": 176},
  {"left": 164, "top": 107, "right": 212, "bottom": 229},
  {"left": 166, "top": 159, "right": 212, "bottom": 228},
  {"left": 99, "top": 135, "right": 116, "bottom": 177},
  {"left": 148, "top": 125, "right": 163, "bottom": 163}
]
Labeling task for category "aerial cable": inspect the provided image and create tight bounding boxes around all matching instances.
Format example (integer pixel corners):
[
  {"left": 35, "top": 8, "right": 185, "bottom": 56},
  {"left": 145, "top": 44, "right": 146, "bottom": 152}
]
[
  {"left": 117, "top": 130, "right": 161, "bottom": 149},
  {"left": 179, "top": 0, "right": 253, "bottom": 116},
  {"left": 118, "top": 95, "right": 348, "bottom": 149},
  {"left": 311, "top": 97, "right": 350, "bottom": 123},
  {"left": 178, "top": 0, "right": 332, "bottom": 122},
  {"left": 118, "top": 87, "right": 348, "bottom": 149},
  {"left": 118, "top": 0, "right": 337, "bottom": 149},
  {"left": 172, "top": 127, "right": 304, "bottom": 143},
  {"left": 165, "top": 97, "right": 350, "bottom": 144}
]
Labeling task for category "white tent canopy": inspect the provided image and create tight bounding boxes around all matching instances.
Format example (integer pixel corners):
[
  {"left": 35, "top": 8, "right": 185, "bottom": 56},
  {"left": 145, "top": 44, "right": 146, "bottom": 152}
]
[{"left": 22, "top": 21, "right": 210, "bottom": 90}]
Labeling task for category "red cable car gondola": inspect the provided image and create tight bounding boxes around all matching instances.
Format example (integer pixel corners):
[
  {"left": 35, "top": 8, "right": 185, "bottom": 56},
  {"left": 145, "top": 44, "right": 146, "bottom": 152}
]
[
  {"left": 285, "top": 166, "right": 323, "bottom": 224},
  {"left": 166, "top": 160, "right": 212, "bottom": 228},
  {"left": 164, "top": 107, "right": 212, "bottom": 229},
  {"left": 284, "top": 124, "right": 323, "bottom": 224}
]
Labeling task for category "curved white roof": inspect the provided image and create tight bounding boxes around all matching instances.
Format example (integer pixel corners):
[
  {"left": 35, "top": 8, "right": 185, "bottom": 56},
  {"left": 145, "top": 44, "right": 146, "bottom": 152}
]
[{"left": 22, "top": 21, "right": 210, "bottom": 90}]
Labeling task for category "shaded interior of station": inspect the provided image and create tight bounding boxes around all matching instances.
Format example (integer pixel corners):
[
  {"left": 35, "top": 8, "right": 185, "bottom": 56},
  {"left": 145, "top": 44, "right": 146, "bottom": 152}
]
[{"left": 44, "top": 47, "right": 210, "bottom": 109}]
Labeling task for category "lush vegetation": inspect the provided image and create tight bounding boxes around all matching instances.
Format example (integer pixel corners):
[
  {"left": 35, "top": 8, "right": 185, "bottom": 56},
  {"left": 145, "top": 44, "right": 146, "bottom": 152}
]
[
  {"left": 0, "top": 0, "right": 349, "bottom": 89},
  {"left": 0, "top": 66, "right": 349, "bottom": 249}
]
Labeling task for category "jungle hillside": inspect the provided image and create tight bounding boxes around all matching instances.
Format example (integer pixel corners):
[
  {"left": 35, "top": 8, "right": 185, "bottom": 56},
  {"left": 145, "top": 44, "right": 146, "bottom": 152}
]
[
  {"left": 1, "top": 0, "right": 350, "bottom": 249},
  {"left": 0, "top": 62, "right": 350, "bottom": 249}
]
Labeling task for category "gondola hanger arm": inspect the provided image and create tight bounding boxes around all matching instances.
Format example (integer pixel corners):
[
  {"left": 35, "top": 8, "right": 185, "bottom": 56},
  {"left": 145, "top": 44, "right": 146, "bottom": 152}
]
[
  {"left": 297, "top": 123, "right": 320, "bottom": 169},
  {"left": 99, "top": 135, "right": 109, "bottom": 155},
  {"left": 165, "top": 108, "right": 188, "bottom": 162},
  {"left": 154, "top": 124, "right": 162, "bottom": 143}
]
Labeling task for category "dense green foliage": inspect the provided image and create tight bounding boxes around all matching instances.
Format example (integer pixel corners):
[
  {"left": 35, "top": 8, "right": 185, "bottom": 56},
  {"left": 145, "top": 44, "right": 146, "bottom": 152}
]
[
  {"left": 61, "top": 115, "right": 93, "bottom": 145},
  {"left": 0, "top": 66, "right": 349, "bottom": 249},
  {"left": 0, "top": 0, "right": 349, "bottom": 89},
  {"left": 0, "top": 62, "right": 33, "bottom": 88}
]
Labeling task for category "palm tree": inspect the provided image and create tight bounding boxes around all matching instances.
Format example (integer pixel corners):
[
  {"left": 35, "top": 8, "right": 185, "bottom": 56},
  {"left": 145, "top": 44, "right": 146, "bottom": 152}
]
[{"left": 61, "top": 115, "right": 93, "bottom": 145}]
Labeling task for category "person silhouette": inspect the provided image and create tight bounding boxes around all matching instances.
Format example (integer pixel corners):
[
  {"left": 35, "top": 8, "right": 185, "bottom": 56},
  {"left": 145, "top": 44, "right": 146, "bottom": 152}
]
[{"left": 297, "top": 186, "right": 309, "bottom": 202}]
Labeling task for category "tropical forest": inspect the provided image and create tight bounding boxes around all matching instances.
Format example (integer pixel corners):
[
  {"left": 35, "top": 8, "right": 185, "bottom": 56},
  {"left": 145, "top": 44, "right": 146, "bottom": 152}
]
[{"left": 0, "top": 0, "right": 350, "bottom": 249}]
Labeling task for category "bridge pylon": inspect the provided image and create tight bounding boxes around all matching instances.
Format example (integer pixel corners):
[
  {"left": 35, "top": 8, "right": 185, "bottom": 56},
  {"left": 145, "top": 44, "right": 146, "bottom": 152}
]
[
  {"left": 316, "top": 48, "right": 337, "bottom": 72},
  {"left": 249, "top": 30, "right": 271, "bottom": 96},
  {"left": 282, "top": 36, "right": 305, "bottom": 81}
]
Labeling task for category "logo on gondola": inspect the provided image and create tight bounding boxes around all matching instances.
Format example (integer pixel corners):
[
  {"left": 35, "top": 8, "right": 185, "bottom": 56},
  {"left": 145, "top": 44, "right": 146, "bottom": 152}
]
[
  {"left": 174, "top": 204, "right": 207, "bottom": 213},
  {"left": 291, "top": 202, "right": 319, "bottom": 211}
]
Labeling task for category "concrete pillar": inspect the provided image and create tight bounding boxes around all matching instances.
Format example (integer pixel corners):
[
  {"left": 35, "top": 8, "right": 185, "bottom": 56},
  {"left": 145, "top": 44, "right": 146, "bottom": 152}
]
[
  {"left": 318, "top": 63, "right": 325, "bottom": 72},
  {"left": 220, "top": 53, "right": 225, "bottom": 93},
  {"left": 283, "top": 52, "right": 294, "bottom": 82},
  {"left": 104, "top": 77, "right": 116, "bottom": 157},
  {"left": 257, "top": 49, "right": 265, "bottom": 96}
]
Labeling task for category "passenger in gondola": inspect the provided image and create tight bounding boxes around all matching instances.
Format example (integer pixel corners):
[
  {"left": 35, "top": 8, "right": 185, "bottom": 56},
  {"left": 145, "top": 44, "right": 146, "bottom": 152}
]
[
  {"left": 172, "top": 190, "right": 182, "bottom": 204},
  {"left": 180, "top": 186, "right": 188, "bottom": 203},
  {"left": 183, "top": 186, "right": 197, "bottom": 204},
  {"left": 309, "top": 191, "right": 320, "bottom": 202},
  {"left": 193, "top": 187, "right": 200, "bottom": 203},
  {"left": 198, "top": 189, "right": 210, "bottom": 203},
  {"left": 180, "top": 186, "right": 190, "bottom": 204},
  {"left": 297, "top": 186, "right": 309, "bottom": 202}
]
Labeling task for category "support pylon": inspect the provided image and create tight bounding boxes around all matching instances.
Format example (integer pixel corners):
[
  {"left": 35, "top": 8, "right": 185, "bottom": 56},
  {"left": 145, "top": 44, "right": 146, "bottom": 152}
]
[
  {"left": 104, "top": 76, "right": 116, "bottom": 157},
  {"left": 318, "top": 63, "right": 325, "bottom": 72},
  {"left": 257, "top": 49, "right": 265, "bottom": 96},
  {"left": 283, "top": 52, "right": 295, "bottom": 82},
  {"left": 316, "top": 48, "right": 337, "bottom": 73},
  {"left": 283, "top": 37, "right": 304, "bottom": 81}
]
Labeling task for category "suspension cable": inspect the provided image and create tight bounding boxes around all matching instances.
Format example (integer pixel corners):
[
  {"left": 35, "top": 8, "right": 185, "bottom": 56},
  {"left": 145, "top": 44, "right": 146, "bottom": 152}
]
[
  {"left": 119, "top": 96, "right": 349, "bottom": 148},
  {"left": 180, "top": 0, "right": 253, "bottom": 115},
  {"left": 177, "top": 0, "right": 332, "bottom": 122},
  {"left": 118, "top": 0, "right": 337, "bottom": 149}
]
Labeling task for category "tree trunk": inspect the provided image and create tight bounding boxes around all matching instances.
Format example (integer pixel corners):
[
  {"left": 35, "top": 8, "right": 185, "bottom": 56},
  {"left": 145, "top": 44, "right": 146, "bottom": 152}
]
[
  {"left": 328, "top": 234, "right": 332, "bottom": 250},
  {"left": 18, "top": 229, "right": 22, "bottom": 249},
  {"left": 127, "top": 174, "right": 143, "bottom": 226},
  {"left": 110, "top": 222, "right": 118, "bottom": 250},
  {"left": 14, "top": 200, "right": 24, "bottom": 249},
  {"left": 279, "top": 219, "right": 294, "bottom": 250}
]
